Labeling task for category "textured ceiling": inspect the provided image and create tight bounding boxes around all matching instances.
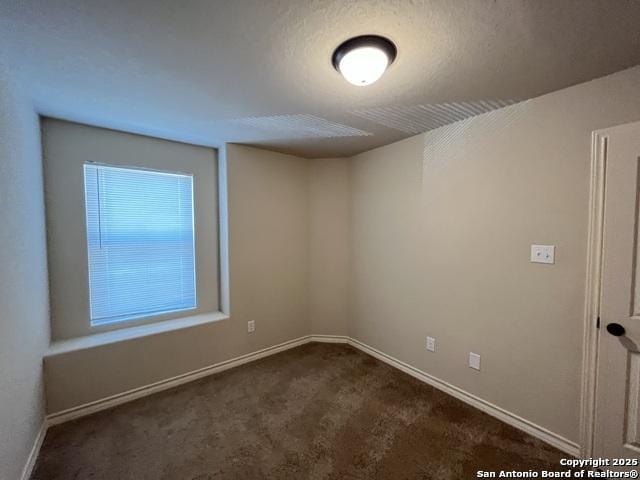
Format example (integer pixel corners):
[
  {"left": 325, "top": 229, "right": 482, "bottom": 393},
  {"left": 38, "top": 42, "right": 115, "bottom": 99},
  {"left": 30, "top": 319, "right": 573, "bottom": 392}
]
[{"left": 1, "top": 0, "right": 640, "bottom": 158}]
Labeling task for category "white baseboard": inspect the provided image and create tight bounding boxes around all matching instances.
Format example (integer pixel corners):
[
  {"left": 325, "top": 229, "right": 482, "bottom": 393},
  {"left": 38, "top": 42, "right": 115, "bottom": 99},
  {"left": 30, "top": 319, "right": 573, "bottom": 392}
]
[
  {"left": 20, "top": 421, "right": 47, "bottom": 480},
  {"left": 347, "top": 337, "right": 580, "bottom": 457},
  {"left": 309, "top": 334, "right": 349, "bottom": 343},
  {"left": 46, "top": 335, "right": 311, "bottom": 426},
  {"left": 42, "top": 333, "right": 579, "bottom": 461}
]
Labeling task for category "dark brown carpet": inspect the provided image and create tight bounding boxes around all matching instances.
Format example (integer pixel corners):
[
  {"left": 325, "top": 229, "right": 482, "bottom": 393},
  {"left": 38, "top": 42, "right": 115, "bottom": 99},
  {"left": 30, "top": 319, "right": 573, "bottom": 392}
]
[{"left": 32, "top": 343, "right": 568, "bottom": 479}]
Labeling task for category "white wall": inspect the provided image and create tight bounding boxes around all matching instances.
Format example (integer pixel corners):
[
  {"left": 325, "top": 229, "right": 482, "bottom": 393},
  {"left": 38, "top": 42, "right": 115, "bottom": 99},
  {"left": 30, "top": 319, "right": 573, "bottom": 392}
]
[
  {"left": 348, "top": 65, "right": 640, "bottom": 444},
  {"left": 0, "top": 72, "right": 50, "bottom": 479}
]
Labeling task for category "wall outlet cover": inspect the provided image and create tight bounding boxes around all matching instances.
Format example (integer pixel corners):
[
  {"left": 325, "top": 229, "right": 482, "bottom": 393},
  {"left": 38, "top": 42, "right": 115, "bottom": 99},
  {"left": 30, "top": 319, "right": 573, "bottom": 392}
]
[
  {"left": 469, "top": 352, "right": 481, "bottom": 370},
  {"left": 426, "top": 336, "right": 436, "bottom": 352},
  {"left": 247, "top": 320, "right": 255, "bottom": 333},
  {"left": 530, "top": 244, "right": 555, "bottom": 264}
]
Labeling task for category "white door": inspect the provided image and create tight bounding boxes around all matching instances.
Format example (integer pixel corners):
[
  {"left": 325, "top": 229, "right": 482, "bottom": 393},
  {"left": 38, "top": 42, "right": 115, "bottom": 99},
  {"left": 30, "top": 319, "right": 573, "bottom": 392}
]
[{"left": 595, "top": 120, "right": 640, "bottom": 466}]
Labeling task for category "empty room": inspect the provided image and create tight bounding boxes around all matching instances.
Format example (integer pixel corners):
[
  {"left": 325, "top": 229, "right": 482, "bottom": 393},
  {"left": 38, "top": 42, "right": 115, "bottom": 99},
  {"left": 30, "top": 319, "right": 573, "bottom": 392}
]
[{"left": 3, "top": 1, "right": 640, "bottom": 478}]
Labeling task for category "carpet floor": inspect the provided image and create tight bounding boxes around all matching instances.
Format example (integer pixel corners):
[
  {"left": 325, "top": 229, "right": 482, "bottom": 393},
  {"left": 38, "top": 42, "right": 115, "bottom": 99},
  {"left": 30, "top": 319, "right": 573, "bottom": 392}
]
[{"left": 32, "top": 342, "right": 568, "bottom": 479}]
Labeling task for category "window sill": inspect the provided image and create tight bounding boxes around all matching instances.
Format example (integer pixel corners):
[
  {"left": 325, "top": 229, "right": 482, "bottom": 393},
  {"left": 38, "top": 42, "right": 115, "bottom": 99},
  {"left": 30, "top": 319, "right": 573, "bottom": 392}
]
[{"left": 47, "top": 311, "right": 229, "bottom": 357}]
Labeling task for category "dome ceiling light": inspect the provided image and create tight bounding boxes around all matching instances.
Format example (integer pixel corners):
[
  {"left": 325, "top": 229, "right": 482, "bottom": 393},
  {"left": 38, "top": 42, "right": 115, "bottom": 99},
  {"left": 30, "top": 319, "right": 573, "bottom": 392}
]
[{"left": 332, "top": 35, "right": 397, "bottom": 86}]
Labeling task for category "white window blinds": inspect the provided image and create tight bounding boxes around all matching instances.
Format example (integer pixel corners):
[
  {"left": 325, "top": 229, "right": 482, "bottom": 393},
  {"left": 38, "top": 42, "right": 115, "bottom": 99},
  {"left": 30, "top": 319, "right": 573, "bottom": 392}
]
[{"left": 84, "top": 164, "right": 196, "bottom": 326}]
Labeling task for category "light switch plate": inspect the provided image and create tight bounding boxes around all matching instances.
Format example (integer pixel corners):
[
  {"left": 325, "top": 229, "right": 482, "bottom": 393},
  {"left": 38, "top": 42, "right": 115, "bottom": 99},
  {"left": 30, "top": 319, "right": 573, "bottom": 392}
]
[
  {"left": 530, "top": 244, "right": 555, "bottom": 264},
  {"left": 247, "top": 320, "right": 255, "bottom": 333},
  {"left": 426, "top": 336, "right": 436, "bottom": 352},
  {"left": 469, "top": 352, "right": 481, "bottom": 370}
]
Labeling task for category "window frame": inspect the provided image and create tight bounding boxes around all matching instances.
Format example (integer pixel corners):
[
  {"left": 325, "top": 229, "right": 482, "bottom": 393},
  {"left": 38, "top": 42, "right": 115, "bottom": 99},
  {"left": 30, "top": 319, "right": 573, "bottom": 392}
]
[
  {"left": 42, "top": 119, "right": 224, "bottom": 341},
  {"left": 83, "top": 162, "right": 199, "bottom": 327}
]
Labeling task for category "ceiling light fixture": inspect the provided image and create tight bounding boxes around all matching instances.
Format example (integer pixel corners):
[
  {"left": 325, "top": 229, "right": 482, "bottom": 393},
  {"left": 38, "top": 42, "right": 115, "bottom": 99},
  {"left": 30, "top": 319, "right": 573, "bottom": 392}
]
[{"left": 332, "top": 35, "right": 397, "bottom": 87}]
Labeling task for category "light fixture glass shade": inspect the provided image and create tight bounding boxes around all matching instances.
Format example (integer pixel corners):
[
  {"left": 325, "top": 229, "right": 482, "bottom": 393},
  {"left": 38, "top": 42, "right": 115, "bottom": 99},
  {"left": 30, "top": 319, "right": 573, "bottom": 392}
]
[
  {"left": 332, "top": 35, "right": 397, "bottom": 87},
  {"left": 337, "top": 46, "right": 390, "bottom": 86}
]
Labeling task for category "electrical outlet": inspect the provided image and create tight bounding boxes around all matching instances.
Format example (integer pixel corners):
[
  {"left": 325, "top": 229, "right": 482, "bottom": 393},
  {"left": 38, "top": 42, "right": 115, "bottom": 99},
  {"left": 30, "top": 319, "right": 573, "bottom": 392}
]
[
  {"left": 469, "top": 352, "right": 481, "bottom": 370},
  {"left": 530, "top": 244, "right": 555, "bottom": 264},
  {"left": 426, "top": 336, "right": 436, "bottom": 352},
  {"left": 247, "top": 320, "right": 255, "bottom": 333}
]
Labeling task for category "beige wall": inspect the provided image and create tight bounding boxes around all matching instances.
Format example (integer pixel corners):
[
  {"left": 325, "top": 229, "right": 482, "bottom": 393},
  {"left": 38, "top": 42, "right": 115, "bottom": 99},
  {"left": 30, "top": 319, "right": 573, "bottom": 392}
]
[
  {"left": 42, "top": 119, "right": 220, "bottom": 340},
  {"left": 309, "top": 158, "right": 350, "bottom": 336},
  {"left": 349, "top": 65, "right": 640, "bottom": 443},
  {"left": 44, "top": 144, "right": 311, "bottom": 413},
  {"left": 27, "top": 65, "right": 640, "bottom": 452},
  {"left": 0, "top": 73, "right": 50, "bottom": 479},
  {"left": 44, "top": 145, "right": 361, "bottom": 414}
]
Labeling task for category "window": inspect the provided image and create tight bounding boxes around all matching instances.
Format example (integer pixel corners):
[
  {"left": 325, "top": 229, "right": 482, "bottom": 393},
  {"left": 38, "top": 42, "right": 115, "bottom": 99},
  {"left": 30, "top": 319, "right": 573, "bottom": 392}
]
[
  {"left": 83, "top": 164, "right": 196, "bottom": 326},
  {"left": 43, "top": 119, "right": 220, "bottom": 340}
]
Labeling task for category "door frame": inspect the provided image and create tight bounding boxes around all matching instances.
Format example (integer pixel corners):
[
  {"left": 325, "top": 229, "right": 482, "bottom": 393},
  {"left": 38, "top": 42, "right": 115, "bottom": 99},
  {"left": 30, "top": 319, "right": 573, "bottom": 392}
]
[{"left": 580, "top": 131, "right": 609, "bottom": 458}]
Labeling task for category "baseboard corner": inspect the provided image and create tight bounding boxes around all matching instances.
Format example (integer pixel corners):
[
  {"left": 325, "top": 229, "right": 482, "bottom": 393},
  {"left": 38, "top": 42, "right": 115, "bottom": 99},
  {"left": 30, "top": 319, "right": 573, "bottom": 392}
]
[
  {"left": 20, "top": 421, "right": 47, "bottom": 480},
  {"left": 39, "top": 333, "right": 580, "bottom": 460},
  {"left": 309, "top": 334, "right": 349, "bottom": 344}
]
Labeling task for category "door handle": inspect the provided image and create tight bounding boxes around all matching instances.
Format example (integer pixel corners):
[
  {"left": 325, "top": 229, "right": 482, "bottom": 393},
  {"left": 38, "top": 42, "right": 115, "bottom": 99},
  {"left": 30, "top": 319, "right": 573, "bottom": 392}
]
[
  {"left": 607, "top": 322, "right": 640, "bottom": 353},
  {"left": 606, "top": 323, "right": 626, "bottom": 336}
]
